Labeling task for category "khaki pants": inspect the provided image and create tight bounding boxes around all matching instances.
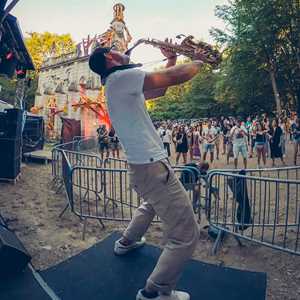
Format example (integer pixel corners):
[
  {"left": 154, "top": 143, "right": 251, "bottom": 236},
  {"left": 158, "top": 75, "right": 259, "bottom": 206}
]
[{"left": 123, "top": 159, "right": 199, "bottom": 294}]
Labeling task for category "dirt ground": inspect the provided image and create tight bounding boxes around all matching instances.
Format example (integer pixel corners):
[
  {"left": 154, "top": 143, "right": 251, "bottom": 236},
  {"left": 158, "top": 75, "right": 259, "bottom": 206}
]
[{"left": 0, "top": 144, "right": 300, "bottom": 300}]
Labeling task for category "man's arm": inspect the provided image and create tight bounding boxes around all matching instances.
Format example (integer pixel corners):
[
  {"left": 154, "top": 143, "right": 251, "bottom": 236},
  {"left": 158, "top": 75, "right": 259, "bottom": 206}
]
[
  {"left": 143, "top": 60, "right": 203, "bottom": 95},
  {"left": 144, "top": 57, "right": 176, "bottom": 100}
]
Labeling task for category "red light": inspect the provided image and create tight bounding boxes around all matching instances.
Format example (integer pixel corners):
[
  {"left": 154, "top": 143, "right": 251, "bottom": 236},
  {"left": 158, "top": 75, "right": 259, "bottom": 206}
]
[
  {"left": 6, "top": 52, "right": 13, "bottom": 60},
  {"left": 16, "top": 69, "right": 25, "bottom": 75}
]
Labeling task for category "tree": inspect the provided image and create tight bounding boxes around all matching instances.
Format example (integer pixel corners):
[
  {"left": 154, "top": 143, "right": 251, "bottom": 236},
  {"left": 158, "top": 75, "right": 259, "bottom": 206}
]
[
  {"left": 0, "top": 32, "right": 76, "bottom": 108},
  {"left": 25, "top": 32, "right": 76, "bottom": 70},
  {"left": 211, "top": 0, "right": 300, "bottom": 115}
]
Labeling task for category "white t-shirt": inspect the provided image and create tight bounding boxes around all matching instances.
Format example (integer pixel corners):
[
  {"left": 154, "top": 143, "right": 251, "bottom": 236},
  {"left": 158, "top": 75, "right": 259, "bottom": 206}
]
[
  {"left": 105, "top": 69, "right": 167, "bottom": 164},
  {"left": 161, "top": 129, "right": 172, "bottom": 144},
  {"left": 202, "top": 127, "right": 218, "bottom": 145},
  {"left": 230, "top": 125, "right": 248, "bottom": 144}
]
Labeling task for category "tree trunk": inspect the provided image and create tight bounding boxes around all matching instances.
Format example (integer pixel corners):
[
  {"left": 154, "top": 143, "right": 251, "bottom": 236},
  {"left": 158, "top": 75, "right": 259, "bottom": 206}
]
[{"left": 269, "top": 69, "right": 281, "bottom": 115}]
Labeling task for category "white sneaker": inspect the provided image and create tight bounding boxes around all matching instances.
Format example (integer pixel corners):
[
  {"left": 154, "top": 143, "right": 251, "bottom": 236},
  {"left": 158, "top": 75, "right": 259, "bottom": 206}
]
[
  {"left": 136, "top": 289, "right": 190, "bottom": 300},
  {"left": 114, "top": 237, "right": 146, "bottom": 255}
]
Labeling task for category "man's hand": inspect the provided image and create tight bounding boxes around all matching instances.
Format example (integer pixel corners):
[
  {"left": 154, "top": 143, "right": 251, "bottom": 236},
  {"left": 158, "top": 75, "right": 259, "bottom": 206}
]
[{"left": 160, "top": 38, "right": 177, "bottom": 60}]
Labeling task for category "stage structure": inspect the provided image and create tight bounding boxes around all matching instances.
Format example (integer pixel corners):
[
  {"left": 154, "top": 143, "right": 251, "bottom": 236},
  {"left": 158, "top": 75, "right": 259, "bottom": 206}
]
[{"left": 33, "top": 3, "right": 132, "bottom": 139}]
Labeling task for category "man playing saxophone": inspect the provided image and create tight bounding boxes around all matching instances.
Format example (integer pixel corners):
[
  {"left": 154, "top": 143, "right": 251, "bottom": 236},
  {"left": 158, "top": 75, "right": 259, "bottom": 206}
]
[{"left": 89, "top": 42, "right": 207, "bottom": 300}]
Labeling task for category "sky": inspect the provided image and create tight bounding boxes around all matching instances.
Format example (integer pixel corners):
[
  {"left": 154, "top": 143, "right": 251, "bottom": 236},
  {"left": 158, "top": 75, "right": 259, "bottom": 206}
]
[{"left": 11, "top": 0, "right": 228, "bottom": 70}]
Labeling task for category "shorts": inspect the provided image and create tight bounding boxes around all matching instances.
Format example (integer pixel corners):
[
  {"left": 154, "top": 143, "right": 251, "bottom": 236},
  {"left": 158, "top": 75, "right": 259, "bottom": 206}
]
[
  {"left": 203, "top": 143, "right": 214, "bottom": 153},
  {"left": 233, "top": 143, "right": 248, "bottom": 159},
  {"left": 110, "top": 142, "right": 119, "bottom": 150},
  {"left": 99, "top": 142, "right": 109, "bottom": 152},
  {"left": 255, "top": 143, "right": 266, "bottom": 152}
]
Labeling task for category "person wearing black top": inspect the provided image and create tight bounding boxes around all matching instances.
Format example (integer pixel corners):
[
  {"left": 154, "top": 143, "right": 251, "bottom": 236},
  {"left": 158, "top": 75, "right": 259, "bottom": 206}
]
[
  {"left": 175, "top": 126, "right": 188, "bottom": 164},
  {"left": 97, "top": 124, "right": 110, "bottom": 160},
  {"left": 269, "top": 119, "right": 285, "bottom": 167},
  {"left": 108, "top": 127, "right": 120, "bottom": 158},
  {"left": 255, "top": 122, "right": 267, "bottom": 168}
]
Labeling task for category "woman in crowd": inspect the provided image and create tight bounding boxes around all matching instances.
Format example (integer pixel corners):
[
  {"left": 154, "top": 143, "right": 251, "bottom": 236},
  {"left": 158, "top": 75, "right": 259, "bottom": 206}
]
[
  {"left": 291, "top": 118, "right": 300, "bottom": 165},
  {"left": 214, "top": 120, "right": 222, "bottom": 160},
  {"left": 187, "top": 126, "right": 194, "bottom": 161},
  {"left": 191, "top": 125, "right": 201, "bottom": 160},
  {"left": 108, "top": 126, "right": 120, "bottom": 158},
  {"left": 255, "top": 122, "right": 268, "bottom": 168},
  {"left": 175, "top": 125, "right": 189, "bottom": 164},
  {"left": 97, "top": 124, "right": 110, "bottom": 160},
  {"left": 269, "top": 119, "right": 285, "bottom": 166}
]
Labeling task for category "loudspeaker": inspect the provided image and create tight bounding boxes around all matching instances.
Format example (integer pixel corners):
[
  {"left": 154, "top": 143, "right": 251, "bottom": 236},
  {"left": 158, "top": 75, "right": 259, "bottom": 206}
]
[
  {"left": 0, "top": 225, "right": 31, "bottom": 278},
  {"left": 0, "top": 138, "right": 21, "bottom": 179},
  {"left": 22, "top": 115, "right": 45, "bottom": 153},
  {"left": 0, "top": 57, "right": 18, "bottom": 78},
  {"left": 0, "top": 109, "right": 23, "bottom": 138},
  {"left": 5, "top": 108, "right": 23, "bottom": 138},
  {"left": 0, "top": 112, "right": 6, "bottom": 138}
]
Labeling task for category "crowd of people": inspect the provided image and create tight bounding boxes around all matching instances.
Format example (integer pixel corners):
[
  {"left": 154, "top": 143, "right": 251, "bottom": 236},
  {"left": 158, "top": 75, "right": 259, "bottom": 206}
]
[
  {"left": 155, "top": 113, "right": 300, "bottom": 169},
  {"left": 96, "top": 113, "right": 300, "bottom": 169}
]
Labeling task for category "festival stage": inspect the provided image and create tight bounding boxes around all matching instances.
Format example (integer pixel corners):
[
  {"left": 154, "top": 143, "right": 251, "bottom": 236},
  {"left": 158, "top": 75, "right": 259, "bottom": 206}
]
[{"left": 0, "top": 232, "right": 267, "bottom": 300}]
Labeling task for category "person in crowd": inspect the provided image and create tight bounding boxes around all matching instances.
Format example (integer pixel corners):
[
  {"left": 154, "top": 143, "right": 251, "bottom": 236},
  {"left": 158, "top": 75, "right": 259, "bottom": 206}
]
[
  {"left": 179, "top": 161, "right": 210, "bottom": 213},
  {"left": 291, "top": 118, "right": 300, "bottom": 165},
  {"left": 202, "top": 120, "right": 218, "bottom": 164},
  {"left": 176, "top": 125, "right": 189, "bottom": 165},
  {"left": 213, "top": 120, "right": 221, "bottom": 160},
  {"left": 255, "top": 122, "right": 268, "bottom": 168},
  {"left": 245, "top": 116, "right": 252, "bottom": 145},
  {"left": 225, "top": 122, "right": 234, "bottom": 164},
  {"left": 289, "top": 113, "right": 297, "bottom": 142},
  {"left": 171, "top": 125, "right": 178, "bottom": 150},
  {"left": 159, "top": 123, "right": 172, "bottom": 157},
  {"left": 187, "top": 126, "right": 194, "bottom": 161},
  {"left": 249, "top": 120, "right": 257, "bottom": 158},
  {"left": 191, "top": 125, "right": 201, "bottom": 160},
  {"left": 108, "top": 126, "right": 120, "bottom": 158},
  {"left": 269, "top": 119, "right": 285, "bottom": 167},
  {"left": 221, "top": 118, "right": 229, "bottom": 155},
  {"left": 97, "top": 124, "right": 110, "bottom": 160},
  {"left": 279, "top": 118, "right": 287, "bottom": 157},
  {"left": 230, "top": 119, "right": 248, "bottom": 169}
]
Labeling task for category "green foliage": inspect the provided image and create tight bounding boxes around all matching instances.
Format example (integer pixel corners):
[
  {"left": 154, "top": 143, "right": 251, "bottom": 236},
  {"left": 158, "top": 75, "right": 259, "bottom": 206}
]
[
  {"left": 148, "top": 0, "right": 299, "bottom": 119},
  {"left": 0, "top": 32, "right": 76, "bottom": 109},
  {"left": 25, "top": 32, "right": 76, "bottom": 70},
  {"left": 211, "top": 0, "right": 300, "bottom": 113}
]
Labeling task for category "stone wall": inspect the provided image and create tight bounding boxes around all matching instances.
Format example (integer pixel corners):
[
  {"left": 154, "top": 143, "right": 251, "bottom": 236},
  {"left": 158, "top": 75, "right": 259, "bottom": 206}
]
[{"left": 35, "top": 57, "right": 103, "bottom": 138}]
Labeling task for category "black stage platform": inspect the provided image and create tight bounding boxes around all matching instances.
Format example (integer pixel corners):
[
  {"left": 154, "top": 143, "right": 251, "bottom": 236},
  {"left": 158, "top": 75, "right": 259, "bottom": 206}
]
[
  {"left": 42, "top": 232, "right": 266, "bottom": 300},
  {"left": 0, "top": 232, "right": 267, "bottom": 300},
  {"left": 0, "top": 267, "right": 50, "bottom": 300}
]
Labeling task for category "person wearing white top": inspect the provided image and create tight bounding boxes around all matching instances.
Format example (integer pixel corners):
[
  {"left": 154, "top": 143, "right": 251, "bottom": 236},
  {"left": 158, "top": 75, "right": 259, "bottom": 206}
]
[
  {"left": 230, "top": 120, "right": 248, "bottom": 169},
  {"left": 202, "top": 120, "right": 218, "bottom": 163},
  {"left": 160, "top": 125, "right": 172, "bottom": 157},
  {"left": 89, "top": 44, "right": 206, "bottom": 300}
]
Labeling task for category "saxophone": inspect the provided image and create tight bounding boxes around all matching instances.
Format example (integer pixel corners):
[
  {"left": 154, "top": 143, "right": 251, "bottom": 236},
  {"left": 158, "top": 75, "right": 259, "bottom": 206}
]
[{"left": 125, "top": 35, "right": 221, "bottom": 68}]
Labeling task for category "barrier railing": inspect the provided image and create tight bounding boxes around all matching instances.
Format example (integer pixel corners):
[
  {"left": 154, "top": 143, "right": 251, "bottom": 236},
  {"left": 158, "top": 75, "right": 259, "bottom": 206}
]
[
  {"left": 52, "top": 147, "right": 203, "bottom": 239},
  {"left": 70, "top": 165, "right": 200, "bottom": 229},
  {"left": 52, "top": 141, "right": 300, "bottom": 255},
  {"left": 207, "top": 171, "right": 300, "bottom": 256}
]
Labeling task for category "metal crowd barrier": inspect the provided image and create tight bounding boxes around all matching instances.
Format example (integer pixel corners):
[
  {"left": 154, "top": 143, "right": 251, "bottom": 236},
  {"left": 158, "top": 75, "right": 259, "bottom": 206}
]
[
  {"left": 52, "top": 149, "right": 203, "bottom": 239},
  {"left": 51, "top": 138, "right": 102, "bottom": 196},
  {"left": 212, "top": 165, "right": 300, "bottom": 181},
  {"left": 207, "top": 170, "right": 300, "bottom": 256},
  {"left": 52, "top": 141, "right": 300, "bottom": 256}
]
